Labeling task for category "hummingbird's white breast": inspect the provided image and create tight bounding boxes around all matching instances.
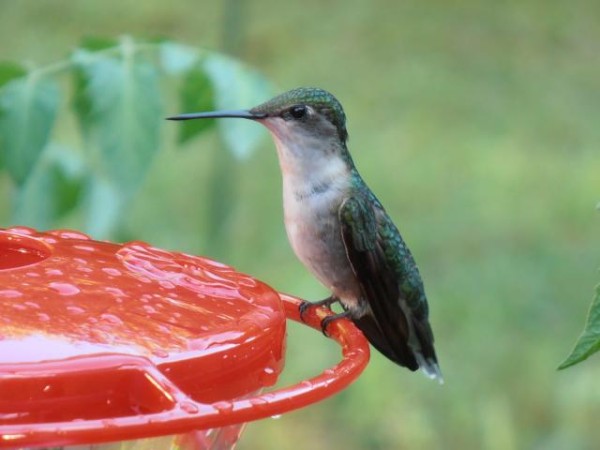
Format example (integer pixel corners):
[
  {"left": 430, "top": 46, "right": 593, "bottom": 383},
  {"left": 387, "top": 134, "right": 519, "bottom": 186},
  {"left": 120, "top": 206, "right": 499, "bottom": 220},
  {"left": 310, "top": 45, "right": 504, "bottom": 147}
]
[{"left": 264, "top": 120, "right": 363, "bottom": 310}]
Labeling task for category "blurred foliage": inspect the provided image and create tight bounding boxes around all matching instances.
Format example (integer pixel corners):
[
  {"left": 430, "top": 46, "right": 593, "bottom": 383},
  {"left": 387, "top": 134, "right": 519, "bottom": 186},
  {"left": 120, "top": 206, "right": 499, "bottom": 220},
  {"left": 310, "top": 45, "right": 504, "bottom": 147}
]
[
  {"left": 0, "top": 1, "right": 599, "bottom": 449},
  {"left": 0, "top": 36, "right": 271, "bottom": 239},
  {"left": 560, "top": 282, "right": 600, "bottom": 369}
]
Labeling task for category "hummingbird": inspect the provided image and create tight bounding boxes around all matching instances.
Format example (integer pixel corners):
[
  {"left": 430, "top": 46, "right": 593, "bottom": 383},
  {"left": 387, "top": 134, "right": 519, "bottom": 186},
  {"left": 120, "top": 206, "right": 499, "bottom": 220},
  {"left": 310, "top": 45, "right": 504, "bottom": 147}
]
[{"left": 168, "top": 87, "right": 442, "bottom": 382}]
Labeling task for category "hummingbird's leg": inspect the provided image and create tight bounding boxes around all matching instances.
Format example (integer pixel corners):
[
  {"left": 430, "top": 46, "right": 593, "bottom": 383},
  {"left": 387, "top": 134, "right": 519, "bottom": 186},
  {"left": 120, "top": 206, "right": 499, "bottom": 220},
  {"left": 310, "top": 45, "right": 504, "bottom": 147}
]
[
  {"left": 299, "top": 295, "right": 340, "bottom": 322},
  {"left": 320, "top": 310, "right": 352, "bottom": 336}
]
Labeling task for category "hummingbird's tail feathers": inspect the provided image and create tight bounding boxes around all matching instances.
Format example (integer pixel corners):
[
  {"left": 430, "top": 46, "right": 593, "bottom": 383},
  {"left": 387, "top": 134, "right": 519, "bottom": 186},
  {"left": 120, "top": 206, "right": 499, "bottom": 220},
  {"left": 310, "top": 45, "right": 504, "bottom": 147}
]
[
  {"left": 412, "top": 315, "right": 443, "bottom": 383},
  {"left": 352, "top": 301, "right": 442, "bottom": 383},
  {"left": 415, "top": 353, "right": 444, "bottom": 384}
]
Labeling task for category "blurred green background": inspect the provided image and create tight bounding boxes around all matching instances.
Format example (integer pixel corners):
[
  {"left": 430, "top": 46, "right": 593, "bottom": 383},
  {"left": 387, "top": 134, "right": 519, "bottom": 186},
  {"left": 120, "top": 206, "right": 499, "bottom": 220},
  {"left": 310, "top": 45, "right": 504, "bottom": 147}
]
[{"left": 1, "top": 0, "right": 598, "bottom": 448}]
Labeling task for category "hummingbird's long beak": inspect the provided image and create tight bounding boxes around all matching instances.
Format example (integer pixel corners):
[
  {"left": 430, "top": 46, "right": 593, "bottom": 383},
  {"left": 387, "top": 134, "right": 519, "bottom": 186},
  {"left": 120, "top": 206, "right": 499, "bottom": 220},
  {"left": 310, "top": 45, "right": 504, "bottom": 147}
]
[{"left": 166, "top": 110, "right": 267, "bottom": 121}]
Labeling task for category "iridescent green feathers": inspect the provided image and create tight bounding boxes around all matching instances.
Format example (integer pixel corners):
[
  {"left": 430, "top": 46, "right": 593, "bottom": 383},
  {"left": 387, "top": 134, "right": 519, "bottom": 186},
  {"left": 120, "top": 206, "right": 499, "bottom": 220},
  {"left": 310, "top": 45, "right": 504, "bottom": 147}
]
[{"left": 251, "top": 87, "right": 349, "bottom": 142}]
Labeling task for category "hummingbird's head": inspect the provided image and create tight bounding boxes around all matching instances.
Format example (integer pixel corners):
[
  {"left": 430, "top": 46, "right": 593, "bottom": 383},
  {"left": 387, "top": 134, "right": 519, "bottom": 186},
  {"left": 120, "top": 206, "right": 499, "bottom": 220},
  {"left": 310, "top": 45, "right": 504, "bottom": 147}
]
[{"left": 250, "top": 87, "right": 348, "bottom": 144}]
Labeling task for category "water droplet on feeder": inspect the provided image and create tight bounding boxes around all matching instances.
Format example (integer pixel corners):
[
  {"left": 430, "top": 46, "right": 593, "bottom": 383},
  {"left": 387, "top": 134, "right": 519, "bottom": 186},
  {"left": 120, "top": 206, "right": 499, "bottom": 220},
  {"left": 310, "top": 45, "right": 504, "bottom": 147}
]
[{"left": 49, "top": 282, "right": 80, "bottom": 296}]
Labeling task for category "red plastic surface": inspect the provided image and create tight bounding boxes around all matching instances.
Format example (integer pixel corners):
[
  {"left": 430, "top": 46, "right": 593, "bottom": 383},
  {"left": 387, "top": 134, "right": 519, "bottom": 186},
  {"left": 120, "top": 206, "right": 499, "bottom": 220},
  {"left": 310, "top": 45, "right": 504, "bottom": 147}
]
[{"left": 0, "top": 227, "right": 370, "bottom": 448}]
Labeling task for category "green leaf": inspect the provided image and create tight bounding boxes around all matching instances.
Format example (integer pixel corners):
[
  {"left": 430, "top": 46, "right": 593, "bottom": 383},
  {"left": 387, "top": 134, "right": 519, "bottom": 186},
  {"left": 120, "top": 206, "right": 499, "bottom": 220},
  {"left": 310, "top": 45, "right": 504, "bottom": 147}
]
[
  {"left": 158, "top": 41, "right": 199, "bottom": 75},
  {"left": 71, "top": 38, "right": 163, "bottom": 195},
  {"left": 12, "top": 144, "right": 84, "bottom": 229},
  {"left": 0, "top": 62, "right": 24, "bottom": 171},
  {"left": 558, "top": 283, "right": 600, "bottom": 369},
  {"left": 0, "top": 72, "right": 60, "bottom": 185},
  {"left": 82, "top": 175, "right": 124, "bottom": 239},
  {"left": 177, "top": 64, "right": 216, "bottom": 144},
  {"left": 72, "top": 63, "right": 93, "bottom": 134},
  {"left": 0, "top": 62, "right": 26, "bottom": 88},
  {"left": 79, "top": 36, "right": 119, "bottom": 52},
  {"left": 201, "top": 52, "right": 272, "bottom": 159}
]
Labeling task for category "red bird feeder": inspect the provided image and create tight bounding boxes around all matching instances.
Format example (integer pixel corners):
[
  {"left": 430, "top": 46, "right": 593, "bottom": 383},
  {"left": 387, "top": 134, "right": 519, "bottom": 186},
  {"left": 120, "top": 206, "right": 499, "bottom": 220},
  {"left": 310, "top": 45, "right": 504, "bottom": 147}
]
[{"left": 0, "top": 227, "right": 369, "bottom": 449}]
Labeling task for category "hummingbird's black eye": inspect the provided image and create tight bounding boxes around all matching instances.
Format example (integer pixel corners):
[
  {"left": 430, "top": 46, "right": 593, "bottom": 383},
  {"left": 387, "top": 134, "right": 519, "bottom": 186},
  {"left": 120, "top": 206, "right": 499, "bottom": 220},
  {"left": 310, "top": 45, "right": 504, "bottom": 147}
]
[{"left": 289, "top": 105, "right": 307, "bottom": 119}]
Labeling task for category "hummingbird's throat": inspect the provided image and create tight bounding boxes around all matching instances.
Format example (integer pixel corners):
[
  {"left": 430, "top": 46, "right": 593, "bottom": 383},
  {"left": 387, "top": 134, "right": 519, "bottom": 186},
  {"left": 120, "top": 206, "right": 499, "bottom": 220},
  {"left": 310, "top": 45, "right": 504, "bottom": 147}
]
[{"left": 264, "top": 122, "right": 349, "bottom": 177}]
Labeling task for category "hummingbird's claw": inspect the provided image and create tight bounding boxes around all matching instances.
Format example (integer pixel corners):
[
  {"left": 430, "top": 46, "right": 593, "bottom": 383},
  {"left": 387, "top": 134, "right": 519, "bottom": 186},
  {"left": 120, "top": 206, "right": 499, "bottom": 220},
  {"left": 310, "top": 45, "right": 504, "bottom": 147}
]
[
  {"left": 298, "top": 295, "right": 340, "bottom": 322},
  {"left": 298, "top": 301, "right": 313, "bottom": 322},
  {"left": 320, "top": 311, "right": 352, "bottom": 337}
]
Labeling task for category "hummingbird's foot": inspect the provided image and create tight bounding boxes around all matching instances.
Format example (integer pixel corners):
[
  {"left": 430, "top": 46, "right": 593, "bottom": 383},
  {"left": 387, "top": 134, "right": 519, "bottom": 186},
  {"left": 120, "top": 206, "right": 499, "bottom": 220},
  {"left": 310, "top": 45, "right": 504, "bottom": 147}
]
[
  {"left": 320, "top": 311, "right": 352, "bottom": 337},
  {"left": 299, "top": 295, "right": 340, "bottom": 322}
]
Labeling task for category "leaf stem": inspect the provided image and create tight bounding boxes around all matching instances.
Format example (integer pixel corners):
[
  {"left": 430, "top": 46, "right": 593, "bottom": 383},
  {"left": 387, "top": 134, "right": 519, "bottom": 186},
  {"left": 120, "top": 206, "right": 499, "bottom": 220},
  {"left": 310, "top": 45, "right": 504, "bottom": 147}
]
[{"left": 13, "top": 37, "right": 171, "bottom": 83}]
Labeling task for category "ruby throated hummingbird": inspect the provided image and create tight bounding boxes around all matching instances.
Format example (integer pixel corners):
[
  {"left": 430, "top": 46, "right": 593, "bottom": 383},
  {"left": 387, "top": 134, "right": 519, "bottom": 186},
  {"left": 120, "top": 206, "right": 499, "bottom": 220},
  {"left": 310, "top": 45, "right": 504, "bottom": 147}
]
[{"left": 168, "top": 87, "right": 442, "bottom": 382}]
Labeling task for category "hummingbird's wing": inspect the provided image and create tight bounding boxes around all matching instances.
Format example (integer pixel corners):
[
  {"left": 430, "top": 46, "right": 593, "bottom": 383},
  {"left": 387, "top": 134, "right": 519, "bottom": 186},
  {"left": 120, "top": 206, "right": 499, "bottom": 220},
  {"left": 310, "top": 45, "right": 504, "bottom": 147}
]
[{"left": 339, "top": 195, "right": 442, "bottom": 381}]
